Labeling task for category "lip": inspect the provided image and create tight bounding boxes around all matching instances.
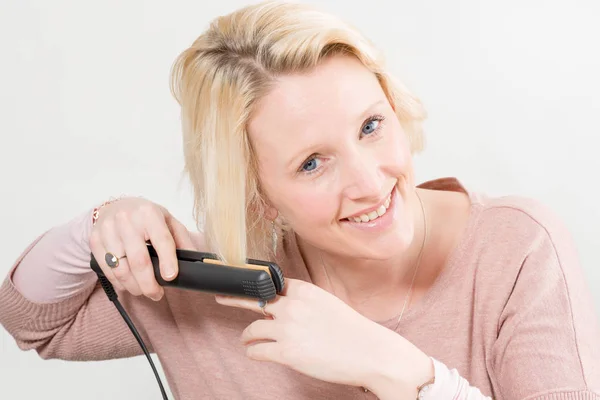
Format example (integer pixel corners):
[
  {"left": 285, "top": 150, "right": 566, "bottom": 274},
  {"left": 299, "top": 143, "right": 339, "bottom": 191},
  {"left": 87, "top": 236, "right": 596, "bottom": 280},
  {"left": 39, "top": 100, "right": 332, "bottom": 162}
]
[
  {"left": 342, "top": 187, "right": 394, "bottom": 220},
  {"left": 340, "top": 186, "right": 399, "bottom": 231}
]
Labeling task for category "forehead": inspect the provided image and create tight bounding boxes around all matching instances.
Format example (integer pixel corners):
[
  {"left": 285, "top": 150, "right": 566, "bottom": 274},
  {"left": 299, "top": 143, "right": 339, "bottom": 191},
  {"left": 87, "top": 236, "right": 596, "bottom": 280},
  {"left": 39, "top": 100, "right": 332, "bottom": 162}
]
[{"left": 247, "top": 55, "right": 386, "bottom": 152}]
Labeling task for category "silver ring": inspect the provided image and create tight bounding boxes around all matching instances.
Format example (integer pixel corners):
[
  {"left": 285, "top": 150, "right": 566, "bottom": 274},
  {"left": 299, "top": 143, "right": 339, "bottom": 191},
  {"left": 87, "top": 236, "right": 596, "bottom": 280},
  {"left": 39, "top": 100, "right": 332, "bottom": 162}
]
[
  {"left": 105, "top": 252, "right": 126, "bottom": 268},
  {"left": 258, "top": 299, "right": 268, "bottom": 316}
]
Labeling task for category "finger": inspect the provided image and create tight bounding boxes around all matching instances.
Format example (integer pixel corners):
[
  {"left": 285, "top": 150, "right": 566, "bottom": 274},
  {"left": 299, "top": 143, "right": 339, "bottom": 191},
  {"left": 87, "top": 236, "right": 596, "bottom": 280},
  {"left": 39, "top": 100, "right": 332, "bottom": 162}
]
[
  {"left": 215, "top": 295, "right": 281, "bottom": 318},
  {"left": 241, "top": 319, "right": 280, "bottom": 345},
  {"left": 277, "top": 278, "right": 320, "bottom": 298},
  {"left": 164, "top": 212, "right": 196, "bottom": 251},
  {"left": 116, "top": 211, "right": 162, "bottom": 300},
  {"left": 245, "top": 342, "right": 282, "bottom": 363},
  {"left": 101, "top": 218, "right": 143, "bottom": 296},
  {"left": 278, "top": 278, "right": 299, "bottom": 296},
  {"left": 89, "top": 230, "right": 125, "bottom": 292},
  {"left": 137, "top": 205, "right": 178, "bottom": 285}
]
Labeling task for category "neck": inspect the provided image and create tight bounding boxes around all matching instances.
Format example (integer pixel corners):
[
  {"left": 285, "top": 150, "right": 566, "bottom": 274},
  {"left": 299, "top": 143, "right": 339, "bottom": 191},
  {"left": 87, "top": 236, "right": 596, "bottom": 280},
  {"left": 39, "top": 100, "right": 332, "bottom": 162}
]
[{"left": 298, "top": 189, "right": 430, "bottom": 313}]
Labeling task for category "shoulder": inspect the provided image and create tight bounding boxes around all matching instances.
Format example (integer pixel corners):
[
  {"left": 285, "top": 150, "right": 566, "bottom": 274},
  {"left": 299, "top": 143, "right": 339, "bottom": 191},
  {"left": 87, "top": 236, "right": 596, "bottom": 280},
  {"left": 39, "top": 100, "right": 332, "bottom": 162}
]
[
  {"left": 460, "top": 190, "right": 584, "bottom": 304},
  {"left": 421, "top": 177, "right": 573, "bottom": 250},
  {"left": 419, "top": 177, "right": 580, "bottom": 280},
  {"left": 422, "top": 176, "right": 577, "bottom": 262},
  {"left": 471, "top": 191, "right": 576, "bottom": 257},
  {"left": 449, "top": 189, "right": 595, "bottom": 333},
  {"left": 460, "top": 195, "right": 600, "bottom": 398}
]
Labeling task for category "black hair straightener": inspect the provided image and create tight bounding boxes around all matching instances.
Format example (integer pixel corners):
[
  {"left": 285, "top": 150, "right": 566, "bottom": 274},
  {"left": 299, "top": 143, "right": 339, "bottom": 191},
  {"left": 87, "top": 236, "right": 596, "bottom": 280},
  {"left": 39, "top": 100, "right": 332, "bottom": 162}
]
[{"left": 90, "top": 244, "right": 285, "bottom": 400}]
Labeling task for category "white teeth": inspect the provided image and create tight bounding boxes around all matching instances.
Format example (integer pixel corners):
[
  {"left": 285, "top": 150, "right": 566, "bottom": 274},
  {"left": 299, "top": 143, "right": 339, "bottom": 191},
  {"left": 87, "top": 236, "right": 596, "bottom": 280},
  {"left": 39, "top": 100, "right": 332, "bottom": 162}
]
[{"left": 348, "top": 192, "right": 393, "bottom": 223}]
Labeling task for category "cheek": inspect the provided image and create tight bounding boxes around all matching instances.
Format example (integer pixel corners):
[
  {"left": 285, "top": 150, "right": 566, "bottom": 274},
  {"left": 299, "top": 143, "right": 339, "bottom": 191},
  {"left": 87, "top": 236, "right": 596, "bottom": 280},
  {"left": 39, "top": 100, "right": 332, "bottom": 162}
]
[{"left": 278, "top": 191, "right": 336, "bottom": 227}]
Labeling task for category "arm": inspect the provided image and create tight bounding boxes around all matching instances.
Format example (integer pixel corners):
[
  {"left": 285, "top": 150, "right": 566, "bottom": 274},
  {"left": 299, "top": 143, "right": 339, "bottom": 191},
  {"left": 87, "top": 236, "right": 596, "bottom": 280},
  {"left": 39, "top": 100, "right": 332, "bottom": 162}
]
[
  {"left": 0, "top": 208, "right": 151, "bottom": 360},
  {"left": 488, "top": 217, "right": 600, "bottom": 399},
  {"left": 11, "top": 207, "right": 98, "bottom": 303}
]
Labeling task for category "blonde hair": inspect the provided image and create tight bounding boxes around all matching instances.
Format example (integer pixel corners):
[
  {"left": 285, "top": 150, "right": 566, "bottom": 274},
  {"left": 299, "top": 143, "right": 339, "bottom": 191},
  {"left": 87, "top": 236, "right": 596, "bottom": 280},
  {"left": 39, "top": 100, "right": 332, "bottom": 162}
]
[{"left": 170, "top": 0, "right": 427, "bottom": 265}]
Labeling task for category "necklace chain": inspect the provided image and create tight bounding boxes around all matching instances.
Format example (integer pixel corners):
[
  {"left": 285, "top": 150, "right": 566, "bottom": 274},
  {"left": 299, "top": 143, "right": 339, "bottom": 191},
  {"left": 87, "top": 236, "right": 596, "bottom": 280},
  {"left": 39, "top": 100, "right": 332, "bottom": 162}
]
[{"left": 320, "top": 190, "right": 427, "bottom": 332}]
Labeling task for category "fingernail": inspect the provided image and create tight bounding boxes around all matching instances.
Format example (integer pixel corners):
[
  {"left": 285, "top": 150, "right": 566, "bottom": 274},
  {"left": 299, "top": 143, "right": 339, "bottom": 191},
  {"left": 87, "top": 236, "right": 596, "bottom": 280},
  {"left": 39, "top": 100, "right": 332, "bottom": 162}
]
[
  {"left": 164, "top": 267, "right": 177, "bottom": 279},
  {"left": 151, "top": 292, "right": 163, "bottom": 302},
  {"left": 215, "top": 295, "right": 229, "bottom": 304}
]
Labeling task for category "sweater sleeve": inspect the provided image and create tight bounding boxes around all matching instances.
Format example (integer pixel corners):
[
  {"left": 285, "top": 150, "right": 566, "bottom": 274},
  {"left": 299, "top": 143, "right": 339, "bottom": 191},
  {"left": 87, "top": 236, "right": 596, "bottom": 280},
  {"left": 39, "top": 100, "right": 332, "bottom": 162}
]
[
  {"left": 11, "top": 208, "right": 99, "bottom": 303},
  {"left": 490, "top": 208, "right": 600, "bottom": 400},
  {"left": 425, "top": 358, "right": 492, "bottom": 399},
  {"left": 0, "top": 208, "right": 150, "bottom": 361}
]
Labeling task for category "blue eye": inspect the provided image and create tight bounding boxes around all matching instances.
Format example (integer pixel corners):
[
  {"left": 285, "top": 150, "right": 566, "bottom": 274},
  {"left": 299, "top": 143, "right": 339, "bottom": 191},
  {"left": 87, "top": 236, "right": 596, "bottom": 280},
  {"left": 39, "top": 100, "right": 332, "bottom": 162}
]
[
  {"left": 362, "top": 119, "right": 380, "bottom": 135},
  {"left": 302, "top": 158, "right": 319, "bottom": 172}
]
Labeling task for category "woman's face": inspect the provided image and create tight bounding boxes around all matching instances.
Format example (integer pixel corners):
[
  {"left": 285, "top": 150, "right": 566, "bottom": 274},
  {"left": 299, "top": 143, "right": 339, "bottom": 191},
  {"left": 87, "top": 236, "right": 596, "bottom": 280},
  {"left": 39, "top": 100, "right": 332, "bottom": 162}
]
[{"left": 248, "top": 55, "right": 418, "bottom": 259}]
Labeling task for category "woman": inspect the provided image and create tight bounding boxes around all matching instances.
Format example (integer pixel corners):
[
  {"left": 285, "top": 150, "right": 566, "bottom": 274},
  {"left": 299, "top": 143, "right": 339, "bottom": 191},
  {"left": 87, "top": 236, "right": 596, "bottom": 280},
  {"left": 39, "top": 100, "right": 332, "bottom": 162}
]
[{"left": 1, "top": 1, "right": 598, "bottom": 399}]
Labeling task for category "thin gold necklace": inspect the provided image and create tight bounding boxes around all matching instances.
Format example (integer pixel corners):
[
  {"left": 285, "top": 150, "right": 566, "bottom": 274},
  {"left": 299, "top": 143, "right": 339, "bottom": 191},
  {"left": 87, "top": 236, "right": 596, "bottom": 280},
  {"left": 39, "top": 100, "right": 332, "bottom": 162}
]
[
  {"left": 319, "top": 190, "right": 427, "bottom": 332},
  {"left": 319, "top": 191, "right": 427, "bottom": 395}
]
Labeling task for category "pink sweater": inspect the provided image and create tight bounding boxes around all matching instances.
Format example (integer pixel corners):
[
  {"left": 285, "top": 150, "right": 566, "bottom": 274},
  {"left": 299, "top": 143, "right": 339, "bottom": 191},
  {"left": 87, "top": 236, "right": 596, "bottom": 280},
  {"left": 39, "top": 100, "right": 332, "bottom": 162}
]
[{"left": 1, "top": 177, "right": 599, "bottom": 399}]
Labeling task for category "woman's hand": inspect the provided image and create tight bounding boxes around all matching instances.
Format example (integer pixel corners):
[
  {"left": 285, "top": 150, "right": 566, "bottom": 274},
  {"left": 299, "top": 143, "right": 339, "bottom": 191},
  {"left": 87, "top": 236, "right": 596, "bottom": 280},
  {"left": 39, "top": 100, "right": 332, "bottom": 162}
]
[
  {"left": 90, "top": 197, "right": 197, "bottom": 301},
  {"left": 214, "top": 278, "right": 430, "bottom": 393}
]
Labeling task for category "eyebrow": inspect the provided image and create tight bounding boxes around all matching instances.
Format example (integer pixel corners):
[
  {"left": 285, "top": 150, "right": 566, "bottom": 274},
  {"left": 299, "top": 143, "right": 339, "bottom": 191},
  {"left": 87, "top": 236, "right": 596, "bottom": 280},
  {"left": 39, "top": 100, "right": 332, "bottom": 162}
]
[{"left": 286, "top": 98, "right": 388, "bottom": 169}]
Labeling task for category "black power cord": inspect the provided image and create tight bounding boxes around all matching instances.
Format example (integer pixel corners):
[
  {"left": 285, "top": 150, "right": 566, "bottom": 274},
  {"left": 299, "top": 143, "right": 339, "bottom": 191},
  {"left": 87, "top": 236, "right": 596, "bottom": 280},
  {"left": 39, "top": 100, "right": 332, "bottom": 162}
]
[
  {"left": 97, "top": 274, "right": 169, "bottom": 400},
  {"left": 90, "top": 245, "right": 284, "bottom": 399}
]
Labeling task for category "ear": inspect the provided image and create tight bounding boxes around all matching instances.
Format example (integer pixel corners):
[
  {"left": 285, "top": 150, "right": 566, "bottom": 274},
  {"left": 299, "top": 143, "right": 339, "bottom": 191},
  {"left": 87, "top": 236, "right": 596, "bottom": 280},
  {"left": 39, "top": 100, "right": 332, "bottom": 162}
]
[{"left": 264, "top": 206, "right": 278, "bottom": 221}]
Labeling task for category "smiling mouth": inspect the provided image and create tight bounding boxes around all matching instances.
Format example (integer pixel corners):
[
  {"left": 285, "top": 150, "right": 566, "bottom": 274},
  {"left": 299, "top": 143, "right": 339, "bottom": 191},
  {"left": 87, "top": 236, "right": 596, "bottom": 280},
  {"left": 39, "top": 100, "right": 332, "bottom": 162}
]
[{"left": 343, "top": 191, "right": 393, "bottom": 223}]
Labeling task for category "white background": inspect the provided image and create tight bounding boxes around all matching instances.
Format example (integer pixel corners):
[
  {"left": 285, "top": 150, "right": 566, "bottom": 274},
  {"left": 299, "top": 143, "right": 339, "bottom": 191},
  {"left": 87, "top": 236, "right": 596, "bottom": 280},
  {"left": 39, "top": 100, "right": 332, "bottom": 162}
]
[{"left": 1, "top": 0, "right": 598, "bottom": 399}]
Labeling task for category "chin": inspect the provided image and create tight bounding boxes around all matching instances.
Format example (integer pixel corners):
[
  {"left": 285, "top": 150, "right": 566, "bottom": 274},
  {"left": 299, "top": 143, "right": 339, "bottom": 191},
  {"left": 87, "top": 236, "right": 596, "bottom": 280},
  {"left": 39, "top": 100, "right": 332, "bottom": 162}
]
[{"left": 345, "top": 226, "right": 414, "bottom": 261}]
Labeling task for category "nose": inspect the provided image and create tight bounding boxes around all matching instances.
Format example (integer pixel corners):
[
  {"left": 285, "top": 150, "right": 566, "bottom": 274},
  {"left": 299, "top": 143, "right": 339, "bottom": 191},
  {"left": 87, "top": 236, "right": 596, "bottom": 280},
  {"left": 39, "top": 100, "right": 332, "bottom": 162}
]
[{"left": 341, "top": 152, "right": 385, "bottom": 201}]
